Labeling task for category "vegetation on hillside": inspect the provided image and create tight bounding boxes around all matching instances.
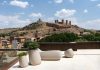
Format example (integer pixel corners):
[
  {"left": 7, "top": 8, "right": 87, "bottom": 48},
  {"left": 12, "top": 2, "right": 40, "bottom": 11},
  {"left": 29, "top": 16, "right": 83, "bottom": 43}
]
[
  {"left": 39, "top": 32, "right": 100, "bottom": 42},
  {"left": 22, "top": 22, "right": 42, "bottom": 30},
  {"left": 39, "top": 32, "right": 78, "bottom": 42},
  {"left": 81, "top": 33, "right": 100, "bottom": 41},
  {"left": 0, "top": 31, "right": 28, "bottom": 37}
]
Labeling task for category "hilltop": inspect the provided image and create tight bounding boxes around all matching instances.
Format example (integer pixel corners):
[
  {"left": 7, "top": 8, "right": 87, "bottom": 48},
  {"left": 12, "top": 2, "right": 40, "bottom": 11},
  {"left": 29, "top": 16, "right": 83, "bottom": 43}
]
[
  {"left": 0, "top": 19, "right": 98, "bottom": 38},
  {"left": 17, "top": 19, "right": 84, "bottom": 37},
  {"left": 0, "top": 28, "right": 18, "bottom": 33}
]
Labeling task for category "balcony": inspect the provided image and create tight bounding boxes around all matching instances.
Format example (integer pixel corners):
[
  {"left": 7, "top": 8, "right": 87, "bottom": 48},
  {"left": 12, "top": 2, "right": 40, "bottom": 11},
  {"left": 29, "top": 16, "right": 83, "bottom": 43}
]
[
  {"left": 0, "top": 42, "right": 100, "bottom": 70},
  {"left": 9, "top": 49, "right": 100, "bottom": 70}
]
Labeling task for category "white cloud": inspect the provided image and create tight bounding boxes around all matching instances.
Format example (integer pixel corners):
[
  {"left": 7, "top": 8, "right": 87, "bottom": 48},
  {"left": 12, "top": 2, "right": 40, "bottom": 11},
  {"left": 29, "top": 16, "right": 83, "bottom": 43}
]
[
  {"left": 55, "top": 9, "right": 78, "bottom": 25},
  {"left": 79, "top": 19, "right": 100, "bottom": 30},
  {"left": 30, "top": 12, "right": 43, "bottom": 18},
  {"left": 96, "top": 4, "right": 100, "bottom": 8},
  {"left": 54, "top": 0, "right": 63, "bottom": 3},
  {"left": 0, "top": 15, "right": 31, "bottom": 28},
  {"left": 84, "top": 9, "right": 88, "bottom": 13},
  {"left": 10, "top": 0, "right": 29, "bottom": 8},
  {"left": 55, "top": 9, "right": 76, "bottom": 18}
]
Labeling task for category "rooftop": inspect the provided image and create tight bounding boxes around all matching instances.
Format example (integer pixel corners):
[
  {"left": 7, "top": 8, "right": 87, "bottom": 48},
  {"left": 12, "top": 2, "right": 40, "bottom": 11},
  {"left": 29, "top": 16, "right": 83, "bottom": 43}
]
[{"left": 9, "top": 49, "right": 100, "bottom": 70}]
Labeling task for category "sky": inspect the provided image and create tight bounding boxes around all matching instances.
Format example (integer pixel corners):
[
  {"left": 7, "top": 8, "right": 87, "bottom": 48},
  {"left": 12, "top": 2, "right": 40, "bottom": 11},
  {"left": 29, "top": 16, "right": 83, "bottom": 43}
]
[{"left": 0, "top": 0, "right": 100, "bottom": 30}]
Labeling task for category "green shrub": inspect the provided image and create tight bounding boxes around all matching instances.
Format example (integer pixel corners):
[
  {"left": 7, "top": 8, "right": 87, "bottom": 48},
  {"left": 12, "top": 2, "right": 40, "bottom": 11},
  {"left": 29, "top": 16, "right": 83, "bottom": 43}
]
[
  {"left": 82, "top": 33, "right": 100, "bottom": 41},
  {"left": 39, "top": 32, "right": 100, "bottom": 42},
  {"left": 23, "top": 41, "right": 39, "bottom": 49},
  {"left": 82, "top": 34, "right": 95, "bottom": 41},
  {"left": 39, "top": 32, "right": 78, "bottom": 42},
  {"left": 75, "top": 38, "right": 87, "bottom": 42},
  {"left": 17, "top": 52, "right": 27, "bottom": 57}
]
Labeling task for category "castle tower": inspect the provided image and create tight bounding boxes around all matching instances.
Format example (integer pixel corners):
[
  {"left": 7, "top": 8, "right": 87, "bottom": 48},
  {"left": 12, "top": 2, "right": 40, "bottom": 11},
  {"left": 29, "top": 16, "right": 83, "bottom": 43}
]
[
  {"left": 69, "top": 21, "right": 71, "bottom": 25},
  {"left": 62, "top": 19, "right": 64, "bottom": 24},
  {"left": 56, "top": 20, "right": 58, "bottom": 23},
  {"left": 55, "top": 20, "right": 57, "bottom": 23},
  {"left": 66, "top": 20, "right": 68, "bottom": 25},
  {"left": 37, "top": 18, "right": 42, "bottom": 23},
  {"left": 55, "top": 20, "right": 59, "bottom": 23}
]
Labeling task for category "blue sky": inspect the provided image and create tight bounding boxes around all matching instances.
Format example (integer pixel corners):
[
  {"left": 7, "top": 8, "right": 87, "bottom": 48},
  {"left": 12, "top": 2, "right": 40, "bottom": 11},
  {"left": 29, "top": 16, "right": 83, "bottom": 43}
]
[{"left": 0, "top": 0, "right": 100, "bottom": 30}]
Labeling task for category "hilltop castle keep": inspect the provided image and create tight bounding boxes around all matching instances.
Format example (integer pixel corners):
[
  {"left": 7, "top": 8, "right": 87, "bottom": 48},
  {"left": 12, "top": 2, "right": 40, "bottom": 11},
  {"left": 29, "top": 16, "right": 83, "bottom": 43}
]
[
  {"left": 36, "top": 19, "right": 72, "bottom": 29},
  {"left": 54, "top": 19, "right": 72, "bottom": 28},
  {"left": 55, "top": 19, "right": 71, "bottom": 26},
  {"left": 47, "top": 19, "right": 72, "bottom": 29}
]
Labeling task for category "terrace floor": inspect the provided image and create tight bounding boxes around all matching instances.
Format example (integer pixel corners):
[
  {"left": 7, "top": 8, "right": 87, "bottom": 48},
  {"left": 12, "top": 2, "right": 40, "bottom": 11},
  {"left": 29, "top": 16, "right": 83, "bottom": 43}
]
[{"left": 9, "top": 49, "right": 100, "bottom": 70}]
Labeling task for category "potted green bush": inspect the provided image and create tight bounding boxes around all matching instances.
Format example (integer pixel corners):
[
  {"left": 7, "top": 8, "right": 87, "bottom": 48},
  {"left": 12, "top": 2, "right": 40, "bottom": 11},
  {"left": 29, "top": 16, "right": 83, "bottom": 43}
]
[
  {"left": 17, "top": 52, "right": 28, "bottom": 68},
  {"left": 23, "top": 41, "right": 41, "bottom": 65}
]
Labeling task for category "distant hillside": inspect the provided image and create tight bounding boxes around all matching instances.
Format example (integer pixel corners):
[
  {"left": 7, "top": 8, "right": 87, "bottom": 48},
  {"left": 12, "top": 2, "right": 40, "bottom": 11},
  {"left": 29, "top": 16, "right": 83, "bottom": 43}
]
[
  {"left": 0, "top": 28, "right": 18, "bottom": 33},
  {"left": 20, "top": 19, "right": 84, "bottom": 36},
  {"left": 22, "top": 22, "right": 45, "bottom": 30},
  {"left": 0, "top": 19, "right": 98, "bottom": 37}
]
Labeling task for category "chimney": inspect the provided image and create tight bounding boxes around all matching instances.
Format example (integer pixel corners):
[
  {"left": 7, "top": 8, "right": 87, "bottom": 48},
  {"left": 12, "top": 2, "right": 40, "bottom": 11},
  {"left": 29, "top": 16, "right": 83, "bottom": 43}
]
[
  {"left": 62, "top": 19, "right": 64, "bottom": 24},
  {"left": 69, "top": 21, "right": 71, "bottom": 25},
  {"left": 66, "top": 20, "right": 68, "bottom": 25}
]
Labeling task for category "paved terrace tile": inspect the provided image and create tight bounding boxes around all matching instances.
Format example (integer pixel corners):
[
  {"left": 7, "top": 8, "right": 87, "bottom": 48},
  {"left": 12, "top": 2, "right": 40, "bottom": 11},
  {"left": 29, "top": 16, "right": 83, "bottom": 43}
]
[{"left": 9, "top": 49, "right": 100, "bottom": 70}]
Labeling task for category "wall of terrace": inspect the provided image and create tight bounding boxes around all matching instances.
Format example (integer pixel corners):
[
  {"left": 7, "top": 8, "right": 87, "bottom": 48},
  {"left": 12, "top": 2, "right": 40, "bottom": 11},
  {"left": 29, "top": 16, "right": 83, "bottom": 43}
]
[
  {"left": 0, "top": 42, "right": 100, "bottom": 51},
  {"left": 0, "top": 42, "right": 99, "bottom": 69},
  {"left": 39, "top": 42, "right": 100, "bottom": 51}
]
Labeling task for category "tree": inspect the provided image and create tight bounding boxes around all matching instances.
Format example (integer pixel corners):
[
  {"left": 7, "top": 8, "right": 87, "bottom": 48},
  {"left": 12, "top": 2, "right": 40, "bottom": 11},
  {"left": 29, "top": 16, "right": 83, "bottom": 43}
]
[{"left": 39, "top": 32, "right": 78, "bottom": 42}]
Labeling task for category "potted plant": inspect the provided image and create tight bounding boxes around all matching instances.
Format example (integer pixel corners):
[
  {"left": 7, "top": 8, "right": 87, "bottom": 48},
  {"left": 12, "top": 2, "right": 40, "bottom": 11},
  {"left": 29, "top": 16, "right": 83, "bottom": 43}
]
[
  {"left": 17, "top": 52, "right": 28, "bottom": 68},
  {"left": 23, "top": 41, "right": 41, "bottom": 65}
]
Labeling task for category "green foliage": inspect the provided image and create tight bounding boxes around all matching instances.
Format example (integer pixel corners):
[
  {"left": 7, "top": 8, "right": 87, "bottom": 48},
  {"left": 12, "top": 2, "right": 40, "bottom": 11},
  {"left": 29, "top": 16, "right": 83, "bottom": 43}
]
[
  {"left": 22, "top": 22, "right": 42, "bottom": 30},
  {"left": 19, "top": 32, "right": 27, "bottom": 36},
  {"left": 75, "top": 38, "right": 87, "bottom": 42},
  {"left": 39, "top": 32, "right": 78, "bottom": 42},
  {"left": 94, "top": 33, "right": 100, "bottom": 41},
  {"left": 39, "top": 32, "right": 100, "bottom": 42},
  {"left": 23, "top": 41, "right": 39, "bottom": 49},
  {"left": 0, "top": 33, "right": 10, "bottom": 37},
  {"left": 81, "top": 33, "right": 100, "bottom": 41},
  {"left": 84, "top": 29, "right": 95, "bottom": 34},
  {"left": 82, "top": 34, "right": 95, "bottom": 41},
  {"left": 17, "top": 52, "right": 27, "bottom": 57},
  {"left": 95, "top": 33, "right": 100, "bottom": 37}
]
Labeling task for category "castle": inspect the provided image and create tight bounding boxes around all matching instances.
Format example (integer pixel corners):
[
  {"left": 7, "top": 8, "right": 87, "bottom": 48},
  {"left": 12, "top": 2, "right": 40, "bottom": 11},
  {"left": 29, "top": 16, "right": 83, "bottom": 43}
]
[
  {"left": 20, "top": 18, "right": 84, "bottom": 40},
  {"left": 37, "top": 19, "right": 72, "bottom": 29},
  {"left": 55, "top": 19, "right": 71, "bottom": 26}
]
